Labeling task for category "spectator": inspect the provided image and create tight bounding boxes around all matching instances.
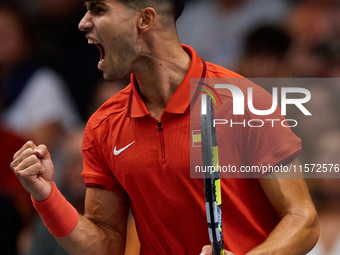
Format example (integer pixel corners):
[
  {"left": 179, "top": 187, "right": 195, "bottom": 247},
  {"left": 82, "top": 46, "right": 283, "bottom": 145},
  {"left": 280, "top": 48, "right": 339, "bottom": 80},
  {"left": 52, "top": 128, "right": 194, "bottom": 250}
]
[
  {"left": 236, "top": 24, "right": 292, "bottom": 78},
  {"left": 33, "top": 0, "right": 102, "bottom": 121},
  {"left": 285, "top": 0, "right": 333, "bottom": 77},
  {"left": 29, "top": 81, "right": 139, "bottom": 255},
  {"left": 0, "top": 2, "right": 82, "bottom": 184},
  {"left": 0, "top": 125, "right": 33, "bottom": 255},
  {"left": 29, "top": 128, "right": 85, "bottom": 255},
  {"left": 177, "top": 0, "right": 290, "bottom": 70}
]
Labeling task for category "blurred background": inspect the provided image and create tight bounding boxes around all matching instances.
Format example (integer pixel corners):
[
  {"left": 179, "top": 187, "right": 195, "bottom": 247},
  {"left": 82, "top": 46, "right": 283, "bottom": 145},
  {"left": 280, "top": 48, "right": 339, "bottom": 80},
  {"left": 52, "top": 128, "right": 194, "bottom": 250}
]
[{"left": 0, "top": 0, "right": 340, "bottom": 254}]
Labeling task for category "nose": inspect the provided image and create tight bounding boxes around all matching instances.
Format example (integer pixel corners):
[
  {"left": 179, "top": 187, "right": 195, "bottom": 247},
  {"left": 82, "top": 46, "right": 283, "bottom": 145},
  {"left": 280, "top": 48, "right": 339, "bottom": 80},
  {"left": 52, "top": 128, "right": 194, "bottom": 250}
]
[{"left": 78, "top": 12, "right": 92, "bottom": 32}]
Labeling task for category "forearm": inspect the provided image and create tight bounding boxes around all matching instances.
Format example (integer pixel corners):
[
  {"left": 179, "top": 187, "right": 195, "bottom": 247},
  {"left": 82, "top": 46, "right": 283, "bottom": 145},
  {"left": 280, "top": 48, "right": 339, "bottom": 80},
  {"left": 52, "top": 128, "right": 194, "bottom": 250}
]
[
  {"left": 32, "top": 183, "right": 128, "bottom": 255},
  {"left": 11, "top": 142, "right": 128, "bottom": 254},
  {"left": 56, "top": 215, "right": 126, "bottom": 255},
  {"left": 245, "top": 209, "right": 319, "bottom": 255}
]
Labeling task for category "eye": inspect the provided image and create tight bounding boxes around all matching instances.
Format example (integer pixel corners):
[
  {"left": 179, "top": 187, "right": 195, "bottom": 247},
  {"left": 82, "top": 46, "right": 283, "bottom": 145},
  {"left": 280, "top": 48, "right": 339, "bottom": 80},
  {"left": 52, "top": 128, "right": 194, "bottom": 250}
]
[
  {"left": 93, "top": 6, "right": 105, "bottom": 15},
  {"left": 88, "top": 3, "right": 105, "bottom": 15}
]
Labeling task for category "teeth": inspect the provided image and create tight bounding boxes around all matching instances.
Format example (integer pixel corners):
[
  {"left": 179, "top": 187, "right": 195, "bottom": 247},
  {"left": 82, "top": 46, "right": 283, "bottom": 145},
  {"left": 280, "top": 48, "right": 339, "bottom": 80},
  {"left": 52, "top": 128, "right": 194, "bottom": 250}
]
[
  {"left": 98, "top": 59, "right": 104, "bottom": 64},
  {"left": 88, "top": 39, "right": 96, "bottom": 44}
]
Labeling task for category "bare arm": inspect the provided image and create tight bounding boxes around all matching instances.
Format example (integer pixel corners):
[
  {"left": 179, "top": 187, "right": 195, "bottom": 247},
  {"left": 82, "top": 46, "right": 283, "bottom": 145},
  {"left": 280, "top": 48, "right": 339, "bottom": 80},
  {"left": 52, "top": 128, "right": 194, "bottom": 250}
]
[
  {"left": 11, "top": 141, "right": 129, "bottom": 255},
  {"left": 200, "top": 157, "right": 319, "bottom": 255},
  {"left": 57, "top": 188, "right": 129, "bottom": 255},
  {"left": 246, "top": 157, "right": 319, "bottom": 255}
]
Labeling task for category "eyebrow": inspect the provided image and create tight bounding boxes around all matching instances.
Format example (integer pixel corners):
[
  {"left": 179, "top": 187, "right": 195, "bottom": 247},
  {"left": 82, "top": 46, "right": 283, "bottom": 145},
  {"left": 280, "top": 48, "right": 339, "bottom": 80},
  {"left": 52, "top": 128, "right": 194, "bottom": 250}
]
[
  {"left": 83, "top": 0, "right": 104, "bottom": 4},
  {"left": 83, "top": 0, "right": 105, "bottom": 8}
]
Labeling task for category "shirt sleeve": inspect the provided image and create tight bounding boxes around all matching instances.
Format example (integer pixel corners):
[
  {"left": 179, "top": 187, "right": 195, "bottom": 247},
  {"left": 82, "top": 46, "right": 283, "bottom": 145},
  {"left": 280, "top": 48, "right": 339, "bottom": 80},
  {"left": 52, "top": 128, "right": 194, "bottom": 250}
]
[
  {"left": 242, "top": 85, "right": 303, "bottom": 169},
  {"left": 81, "top": 121, "right": 125, "bottom": 192}
]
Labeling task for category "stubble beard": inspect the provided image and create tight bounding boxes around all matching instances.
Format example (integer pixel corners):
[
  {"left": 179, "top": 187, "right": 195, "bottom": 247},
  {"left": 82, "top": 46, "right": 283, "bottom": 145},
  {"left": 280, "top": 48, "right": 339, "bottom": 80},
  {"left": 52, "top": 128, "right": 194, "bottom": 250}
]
[{"left": 103, "top": 32, "right": 139, "bottom": 82}]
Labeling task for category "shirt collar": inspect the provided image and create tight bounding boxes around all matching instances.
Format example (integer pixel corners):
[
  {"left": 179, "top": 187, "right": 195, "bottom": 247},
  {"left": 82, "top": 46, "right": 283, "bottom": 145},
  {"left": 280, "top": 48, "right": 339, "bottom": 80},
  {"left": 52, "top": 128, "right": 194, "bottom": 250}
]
[{"left": 127, "top": 45, "right": 204, "bottom": 118}]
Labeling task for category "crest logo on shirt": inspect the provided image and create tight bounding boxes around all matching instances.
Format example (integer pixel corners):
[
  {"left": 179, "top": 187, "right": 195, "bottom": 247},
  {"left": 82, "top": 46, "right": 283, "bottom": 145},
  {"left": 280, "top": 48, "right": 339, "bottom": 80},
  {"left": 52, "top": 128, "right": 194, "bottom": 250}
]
[{"left": 192, "top": 130, "right": 202, "bottom": 147}]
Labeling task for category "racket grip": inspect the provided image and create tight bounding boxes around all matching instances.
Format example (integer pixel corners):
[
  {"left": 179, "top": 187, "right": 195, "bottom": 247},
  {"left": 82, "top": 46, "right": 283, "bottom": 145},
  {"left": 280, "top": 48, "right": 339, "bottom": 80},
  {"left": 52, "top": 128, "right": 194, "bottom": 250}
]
[{"left": 212, "top": 240, "right": 224, "bottom": 255}]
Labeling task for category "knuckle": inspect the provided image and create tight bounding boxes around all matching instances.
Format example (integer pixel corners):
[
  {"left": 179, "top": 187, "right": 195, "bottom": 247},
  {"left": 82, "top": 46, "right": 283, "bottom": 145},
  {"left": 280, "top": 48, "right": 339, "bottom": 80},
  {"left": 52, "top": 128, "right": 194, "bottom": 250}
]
[
  {"left": 26, "top": 155, "right": 40, "bottom": 167},
  {"left": 11, "top": 166, "right": 19, "bottom": 175},
  {"left": 19, "top": 170, "right": 29, "bottom": 179},
  {"left": 14, "top": 165, "right": 24, "bottom": 176},
  {"left": 19, "top": 163, "right": 42, "bottom": 179},
  {"left": 10, "top": 161, "right": 16, "bottom": 171},
  {"left": 17, "top": 169, "right": 28, "bottom": 181},
  {"left": 27, "top": 153, "right": 38, "bottom": 161},
  {"left": 26, "top": 140, "right": 34, "bottom": 146},
  {"left": 25, "top": 147, "right": 34, "bottom": 155},
  {"left": 11, "top": 165, "right": 20, "bottom": 175},
  {"left": 14, "top": 154, "right": 39, "bottom": 172},
  {"left": 33, "top": 162, "right": 44, "bottom": 171}
]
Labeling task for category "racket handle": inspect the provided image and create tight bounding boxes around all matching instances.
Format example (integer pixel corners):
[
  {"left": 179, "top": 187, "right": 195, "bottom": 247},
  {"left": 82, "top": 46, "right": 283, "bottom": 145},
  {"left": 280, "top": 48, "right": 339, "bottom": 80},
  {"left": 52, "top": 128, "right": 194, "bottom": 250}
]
[{"left": 212, "top": 240, "right": 224, "bottom": 255}]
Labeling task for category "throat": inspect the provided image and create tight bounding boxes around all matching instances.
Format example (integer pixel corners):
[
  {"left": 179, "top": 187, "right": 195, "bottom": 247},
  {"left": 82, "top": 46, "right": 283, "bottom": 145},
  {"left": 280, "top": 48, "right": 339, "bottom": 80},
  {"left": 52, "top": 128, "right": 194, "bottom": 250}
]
[
  {"left": 146, "top": 104, "right": 165, "bottom": 121},
  {"left": 137, "top": 76, "right": 176, "bottom": 109}
]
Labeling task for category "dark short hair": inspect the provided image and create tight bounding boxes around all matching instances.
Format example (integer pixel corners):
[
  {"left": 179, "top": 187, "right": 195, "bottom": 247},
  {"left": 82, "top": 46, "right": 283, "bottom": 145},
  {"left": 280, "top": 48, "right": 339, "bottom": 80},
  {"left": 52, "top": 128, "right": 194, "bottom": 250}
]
[
  {"left": 245, "top": 24, "right": 291, "bottom": 59},
  {"left": 118, "top": 0, "right": 186, "bottom": 22}
]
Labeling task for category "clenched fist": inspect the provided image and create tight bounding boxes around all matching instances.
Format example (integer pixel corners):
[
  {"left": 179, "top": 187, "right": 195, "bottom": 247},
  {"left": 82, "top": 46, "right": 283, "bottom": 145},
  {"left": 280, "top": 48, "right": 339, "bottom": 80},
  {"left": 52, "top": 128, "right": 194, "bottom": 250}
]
[{"left": 11, "top": 141, "right": 54, "bottom": 201}]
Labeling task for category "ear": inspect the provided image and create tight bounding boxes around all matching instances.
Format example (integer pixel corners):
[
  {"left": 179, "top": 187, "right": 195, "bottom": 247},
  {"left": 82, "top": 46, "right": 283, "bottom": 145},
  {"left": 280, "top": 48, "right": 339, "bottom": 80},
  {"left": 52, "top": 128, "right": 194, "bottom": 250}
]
[{"left": 137, "top": 7, "right": 157, "bottom": 32}]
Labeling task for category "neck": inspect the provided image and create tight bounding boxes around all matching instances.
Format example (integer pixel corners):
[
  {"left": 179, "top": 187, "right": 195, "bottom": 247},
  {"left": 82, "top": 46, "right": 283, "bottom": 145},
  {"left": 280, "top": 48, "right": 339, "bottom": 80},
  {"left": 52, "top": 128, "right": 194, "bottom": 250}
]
[{"left": 133, "top": 40, "right": 191, "bottom": 120}]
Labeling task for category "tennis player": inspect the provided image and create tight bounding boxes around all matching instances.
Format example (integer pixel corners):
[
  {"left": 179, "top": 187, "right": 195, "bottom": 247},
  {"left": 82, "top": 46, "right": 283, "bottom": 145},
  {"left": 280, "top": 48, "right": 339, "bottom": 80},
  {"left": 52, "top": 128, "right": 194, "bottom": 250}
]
[{"left": 11, "top": 0, "right": 319, "bottom": 254}]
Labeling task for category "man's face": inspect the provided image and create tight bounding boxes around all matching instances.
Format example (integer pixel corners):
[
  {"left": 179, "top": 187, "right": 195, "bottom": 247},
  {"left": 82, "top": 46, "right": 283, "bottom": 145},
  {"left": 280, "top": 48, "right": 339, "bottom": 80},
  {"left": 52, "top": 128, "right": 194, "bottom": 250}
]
[{"left": 79, "top": 0, "right": 140, "bottom": 81}]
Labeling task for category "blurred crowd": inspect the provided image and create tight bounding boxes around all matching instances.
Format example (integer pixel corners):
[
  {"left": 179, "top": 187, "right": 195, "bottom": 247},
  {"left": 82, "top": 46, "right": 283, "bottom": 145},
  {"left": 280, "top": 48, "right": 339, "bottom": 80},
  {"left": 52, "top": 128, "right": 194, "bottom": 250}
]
[{"left": 0, "top": 0, "right": 340, "bottom": 254}]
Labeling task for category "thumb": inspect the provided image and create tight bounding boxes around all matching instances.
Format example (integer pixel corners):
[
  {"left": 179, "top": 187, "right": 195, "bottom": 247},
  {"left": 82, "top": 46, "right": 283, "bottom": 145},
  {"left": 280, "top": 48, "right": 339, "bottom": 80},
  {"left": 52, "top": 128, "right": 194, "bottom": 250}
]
[
  {"left": 200, "top": 245, "right": 212, "bottom": 255},
  {"left": 200, "top": 245, "right": 234, "bottom": 255},
  {"left": 34, "top": 144, "right": 51, "bottom": 159}
]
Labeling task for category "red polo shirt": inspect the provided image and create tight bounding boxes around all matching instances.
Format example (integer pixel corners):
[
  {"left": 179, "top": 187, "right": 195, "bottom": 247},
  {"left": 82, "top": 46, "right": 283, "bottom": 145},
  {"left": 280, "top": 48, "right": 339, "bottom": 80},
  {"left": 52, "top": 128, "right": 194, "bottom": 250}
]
[{"left": 81, "top": 45, "right": 302, "bottom": 254}]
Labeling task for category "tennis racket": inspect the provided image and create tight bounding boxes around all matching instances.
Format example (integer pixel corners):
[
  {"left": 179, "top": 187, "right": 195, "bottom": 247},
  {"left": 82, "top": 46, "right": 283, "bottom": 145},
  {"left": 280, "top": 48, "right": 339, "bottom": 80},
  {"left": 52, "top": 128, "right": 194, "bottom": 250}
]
[{"left": 200, "top": 93, "right": 224, "bottom": 255}]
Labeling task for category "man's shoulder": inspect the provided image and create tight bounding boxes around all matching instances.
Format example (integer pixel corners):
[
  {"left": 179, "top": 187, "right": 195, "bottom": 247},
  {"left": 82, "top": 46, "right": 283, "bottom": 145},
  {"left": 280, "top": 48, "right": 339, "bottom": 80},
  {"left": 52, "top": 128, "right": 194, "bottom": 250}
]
[
  {"left": 86, "top": 84, "right": 131, "bottom": 130},
  {"left": 202, "top": 61, "right": 274, "bottom": 107}
]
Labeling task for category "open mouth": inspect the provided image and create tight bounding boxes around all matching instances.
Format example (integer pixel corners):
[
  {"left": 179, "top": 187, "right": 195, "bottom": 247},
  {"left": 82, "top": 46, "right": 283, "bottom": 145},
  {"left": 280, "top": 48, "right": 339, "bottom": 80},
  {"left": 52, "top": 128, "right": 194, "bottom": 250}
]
[
  {"left": 88, "top": 39, "right": 105, "bottom": 65},
  {"left": 96, "top": 43, "right": 105, "bottom": 64}
]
